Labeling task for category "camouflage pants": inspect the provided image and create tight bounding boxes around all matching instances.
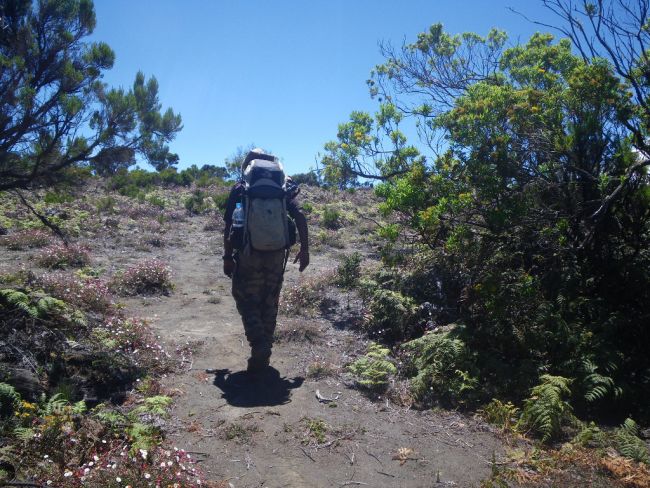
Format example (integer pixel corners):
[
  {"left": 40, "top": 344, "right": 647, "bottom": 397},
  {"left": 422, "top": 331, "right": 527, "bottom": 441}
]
[{"left": 232, "top": 250, "right": 286, "bottom": 367}]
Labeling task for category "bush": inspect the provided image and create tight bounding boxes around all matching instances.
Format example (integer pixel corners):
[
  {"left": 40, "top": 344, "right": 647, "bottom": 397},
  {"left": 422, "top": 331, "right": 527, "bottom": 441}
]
[
  {"left": 95, "top": 196, "right": 117, "bottom": 214},
  {"left": 36, "top": 243, "right": 91, "bottom": 269},
  {"left": 213, "top": 192, "right": 229, "bottom": 210},
  {"left": 112, "top": 259, "right": 173, "bottom": 296},
  {"left": 336, "top": 252, "right": 362, "bottom": 288},
  {"left": 348, "top": 343, "right": 396, "bottom": 391},
  {"left": 1, "top": 229, "right": 50, "bottom": 250},
  {"left": 363, "top": 289, "right": 416, "bottom": 341},
  {"left": 184, "top": 190, "right": 212, "bottom": 215},
  {"left": 279, "top": 270, "right": 336, "bottom": 316},
  {"left": 36, "top": 272, "right": 113, "bottom": 314},
  {"left": 401, "top": 328, "right": 477, "bottom": 405},
  {"left": 321, "top": 206, "right": 341, "bottom": 229}
]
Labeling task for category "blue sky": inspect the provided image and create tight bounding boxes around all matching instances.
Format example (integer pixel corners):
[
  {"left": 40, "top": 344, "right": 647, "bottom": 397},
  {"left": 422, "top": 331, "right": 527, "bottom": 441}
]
[{"left": 92, "top": 1, "right": 558, "bottom": 175}]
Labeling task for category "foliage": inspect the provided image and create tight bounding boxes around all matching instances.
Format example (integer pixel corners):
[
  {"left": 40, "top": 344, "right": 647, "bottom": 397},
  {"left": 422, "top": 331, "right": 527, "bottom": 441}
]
[
  {"left": 291, "top": 170, "right": 321, "bottom": 187},
  {"left": 0, "top": 0, "right": 181, "bottom": 188},
  {"left": 322, "top": 13, "right": 650, "bottom": 420},
  {"left": 35, "top": 272, "right": 113, "bottom": 314},
  {"left": 615, "top": 418, "right": 650, "bottom": 464},
  {"left": 321, "top": 206, "right": 342, "bottom": 229},
  {"left": 184, "top": 190, "right": 212, "bottom": 215},
  {"left": 279, "top": 270, "right": 335, "bottom": 316},
  {"left": 111, "top": 259, "right": 173, "bottom": 296},
  {"left": 0, "top": 383, "right": 21, "bottom": 419},
  {"left": 336, "top": 252, "right": 362, "bottom": 288},
  {"left": 347, "top": 343, "right": 397, "bottom": 391},
  {"left": 0, "top": 229, "right": 51, "bottom": 250},
  {"left": 36, "top": 243, "right": 91, "bottom": 269},
  {"left": 401, "top": 329, "right": 477, "bottom": 405},
  {"left": 480, "top": 398, "right": 519, "bottom": 433},
  {"left": 518, "top": 375, "right": 574, "bottom": 443},
  {"left": 363, "top": 288, "right": 416, "bottom": 341}
]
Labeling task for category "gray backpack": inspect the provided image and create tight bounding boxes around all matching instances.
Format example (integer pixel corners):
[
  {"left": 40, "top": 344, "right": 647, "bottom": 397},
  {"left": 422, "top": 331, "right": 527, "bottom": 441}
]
[{"left": 242, "top": 159, "right": 290, "bottom": 251}]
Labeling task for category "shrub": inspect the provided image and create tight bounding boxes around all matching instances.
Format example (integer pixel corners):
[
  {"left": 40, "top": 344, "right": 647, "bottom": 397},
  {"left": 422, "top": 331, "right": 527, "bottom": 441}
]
[
  {"left": 518, "top": 375, "right": 574, "bottom": 443},
  {"left": 314, "top": 229, "right": 345, "bottom": 249},
  {"left": 213, "top": 192, "right": 229, "bottom": 210},
  {"left": 36, "top": 243, "right": 91, "bottom": 269},
  {"left": 36, "top": 272, "right": 113, "bottom": 314},
  {"left": 401, "top": 329, "right": 477, "bottom": 405},
  {"left": 0, "top": 229, "right": 50, "bottom": 250},
  {"left": 363, "top": 289, "right": 416, "bottom": 341},
  {"left": 322, "top": 206, "right": 341, "bottom": 229},
  {"left": 279, "top": 270, "right": 336, "bottom": 316},
  {"left": 43, "top": 191, "right": 75, "bottom": 204},
  {"left": 95, "top": 196, "right": 117, "bottom": 214},
  {"left": 184, "top": 190, "right": 211, "bottom": 215},
  {"left": 112, "top": 259, "right": 173, "bottom": 296},
  {"left": 301, "top": 202, "right": 314, "bottom": 214},
  {"left": 336, "top": 252, "right": 362, "bottom": 288},
  {"left": 348, "top": 343, "right": 397, "bottom": 391}
]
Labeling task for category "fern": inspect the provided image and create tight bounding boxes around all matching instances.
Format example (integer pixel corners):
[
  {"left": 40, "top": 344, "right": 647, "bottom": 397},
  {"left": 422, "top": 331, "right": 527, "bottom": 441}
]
[
  {"left": 0, "top": 383, "right": 21, "bottom": 418},
  {"left": 401, "top": 329, "right": 473, "bottom": 402},
  {"left": 0, "top": 289, "right": 36, "bottom": 317},
  {"left": 581, "top": 359, "right": 621, "bottom": 403},
  {"left": 35, "top": 295, "right": 67, "bottom": 318},
  {"left": 130, "top": 395, "right": 173, "bottom": 418},
  {"left": 481, "top": 398, "right": 519, "bottom": 432},
  {"left": 13, "top": 427, "right": 34, "bottom": 442},
  {"left": 615, "top": 418, "right": 650, "bottom": 464},
  {"left": 41, "top": 393, "right": 68, "bottom": 416},
  {"left": 93, "top": 406, "right": 125, "bottom": 425},
  {"left": 518, "top": 374, "right": 573, "bottom": 442},
  {"left": 347, "top": 344, "right": 397, "bottom": 391},
  {"left": 572, "top": 421, "right": 607, "bottom": 448},
  {"left": 127, "top": 422, "right": 160, "bottom": 453},
  {"left": 72, "top": 400, "right": 87, "bottom": 415}
]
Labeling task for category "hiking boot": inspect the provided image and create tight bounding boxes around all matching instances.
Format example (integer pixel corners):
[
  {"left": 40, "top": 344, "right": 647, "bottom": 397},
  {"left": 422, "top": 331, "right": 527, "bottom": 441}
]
[{"left": 247, "top": 356, "right": 270, "bottom": 375}]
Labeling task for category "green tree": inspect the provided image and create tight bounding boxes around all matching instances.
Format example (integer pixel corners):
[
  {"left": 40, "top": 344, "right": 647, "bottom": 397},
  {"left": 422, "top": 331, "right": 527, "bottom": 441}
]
[
  {"left": 0, "top": 0, "right": 182, "bottom": 188},
  {"left": 323, "top": 7, "right": 650, "bottom": 420}
]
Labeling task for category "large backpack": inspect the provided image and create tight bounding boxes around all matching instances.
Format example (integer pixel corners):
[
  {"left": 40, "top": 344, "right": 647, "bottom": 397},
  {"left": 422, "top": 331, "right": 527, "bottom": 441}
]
[{"left": 241, "top": 159, "right": 292, "bottom": 252}]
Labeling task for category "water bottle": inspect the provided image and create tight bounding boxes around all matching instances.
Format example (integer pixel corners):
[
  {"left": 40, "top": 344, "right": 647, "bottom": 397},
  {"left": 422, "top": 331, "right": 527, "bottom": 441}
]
[
  {"left": 232, "top": 202, "right": 245, "bottom": 228},
  {"left": 230, "top": 202, "right": 245, "bottom": 249}
]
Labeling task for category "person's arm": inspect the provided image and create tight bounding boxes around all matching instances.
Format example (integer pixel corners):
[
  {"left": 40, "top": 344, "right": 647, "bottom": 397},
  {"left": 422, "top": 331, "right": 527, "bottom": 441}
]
[
  {"left": 288, "top": 201, "right": 309, "bottom": 272},
  {"left": 222, "top": 185, "right": 239, "bottom": 277}
]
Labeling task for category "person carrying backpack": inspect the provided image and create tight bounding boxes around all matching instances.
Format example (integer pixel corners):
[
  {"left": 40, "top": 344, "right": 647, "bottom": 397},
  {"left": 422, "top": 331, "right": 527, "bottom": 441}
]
[{"left": 222, "top": 148, "right": 309, "bottom": 374}]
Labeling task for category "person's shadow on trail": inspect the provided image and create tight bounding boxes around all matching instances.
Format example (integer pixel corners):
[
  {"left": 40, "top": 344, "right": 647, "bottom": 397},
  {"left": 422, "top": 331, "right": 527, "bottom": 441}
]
[{"left": 212, "top": 367, "right": 304, "bottom": 407}]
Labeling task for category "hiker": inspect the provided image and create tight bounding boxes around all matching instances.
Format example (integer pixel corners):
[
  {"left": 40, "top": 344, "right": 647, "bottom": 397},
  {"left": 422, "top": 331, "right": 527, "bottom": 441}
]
[{"left": 222, "top": 148, "right": 309, "bottom": 374}]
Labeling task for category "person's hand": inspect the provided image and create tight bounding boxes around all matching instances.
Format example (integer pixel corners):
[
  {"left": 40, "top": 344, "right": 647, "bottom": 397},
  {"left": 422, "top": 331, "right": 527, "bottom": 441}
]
[
  {"left": 294, "top": 248, "right": 309, "bottom": 272},
  {"left": 223, "top": 257, "right": 235, "bottom": 278}
]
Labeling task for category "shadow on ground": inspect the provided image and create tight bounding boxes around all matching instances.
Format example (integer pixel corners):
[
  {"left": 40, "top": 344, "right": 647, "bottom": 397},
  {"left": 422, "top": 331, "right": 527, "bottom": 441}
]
[{"left": 212, "top": 367, "right": 304, "bottom": 407}]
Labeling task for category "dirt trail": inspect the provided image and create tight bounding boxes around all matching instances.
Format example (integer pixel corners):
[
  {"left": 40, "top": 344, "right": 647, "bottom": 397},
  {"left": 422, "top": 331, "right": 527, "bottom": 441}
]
[{"left": 125, "top": 217, "right": 505, "bottom": 488}]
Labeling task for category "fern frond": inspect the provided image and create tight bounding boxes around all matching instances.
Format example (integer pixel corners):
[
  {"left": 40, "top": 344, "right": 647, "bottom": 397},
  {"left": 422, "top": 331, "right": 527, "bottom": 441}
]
[
  {"left": 0, "top": 289, "right": 37, "bottom": 317},
  {"left": 518, "top": 375, "right": 573, "bottom": 442},
  {"left": 581, "top": 359, "right": 618, "bottom": 402},
  {"left": 13, "top": 427, "right": 35, "bottom": 442},
  {"left": 615, "top": 418, "right": 649, "bottom": 464},
  {"left": 35, "top": 295, "right": 67, "bottom": 318},
  {"left": 42, "top": 393, "right": 68, "bottom": 415}
]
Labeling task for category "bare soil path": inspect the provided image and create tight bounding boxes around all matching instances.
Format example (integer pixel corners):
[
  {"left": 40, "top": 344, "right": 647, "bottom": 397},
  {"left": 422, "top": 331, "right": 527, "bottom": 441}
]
[{"left": 118, "top": 215, "right": 507, "bottom": 488}]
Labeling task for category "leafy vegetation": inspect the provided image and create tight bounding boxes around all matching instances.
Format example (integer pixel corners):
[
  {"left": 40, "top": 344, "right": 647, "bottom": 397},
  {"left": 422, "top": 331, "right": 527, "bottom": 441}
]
[
  {"left": 347, "top": 343, "right": 397, "bottom": 391},
  {"left": 321, "top": 4, "right": 650, "bottom": 426}
]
